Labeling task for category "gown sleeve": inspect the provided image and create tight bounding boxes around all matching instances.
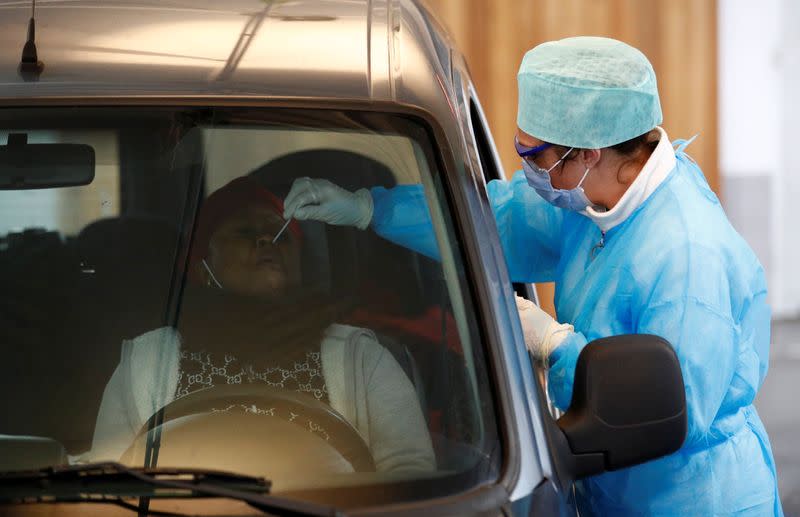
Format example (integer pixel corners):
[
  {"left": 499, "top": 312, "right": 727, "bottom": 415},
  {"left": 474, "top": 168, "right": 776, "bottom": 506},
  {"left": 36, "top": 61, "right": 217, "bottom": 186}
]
[{"left": 370, "top": 170, "right": 564, "bottom": 283}]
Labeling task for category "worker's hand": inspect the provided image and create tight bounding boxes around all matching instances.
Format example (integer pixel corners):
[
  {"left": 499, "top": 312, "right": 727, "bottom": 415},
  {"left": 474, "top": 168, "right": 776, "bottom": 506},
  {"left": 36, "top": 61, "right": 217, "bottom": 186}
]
[
  {"left": 283, "top": 177, "right": 374, "bottom": 230},
  {"left": 515, "top": 295, "right": 574, "bottom": 364}
]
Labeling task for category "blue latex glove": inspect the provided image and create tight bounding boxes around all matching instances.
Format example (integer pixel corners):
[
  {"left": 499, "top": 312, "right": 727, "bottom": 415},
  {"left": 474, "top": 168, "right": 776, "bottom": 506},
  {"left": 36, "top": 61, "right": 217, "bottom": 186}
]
[{"left": 283, "top": 177, "right": 374, "bottom": 230}]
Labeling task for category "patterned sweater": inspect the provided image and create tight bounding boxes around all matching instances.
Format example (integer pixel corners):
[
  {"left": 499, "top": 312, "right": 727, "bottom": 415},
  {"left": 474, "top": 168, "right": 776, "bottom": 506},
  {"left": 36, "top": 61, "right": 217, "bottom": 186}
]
[{"left": 85, "top": 324, "right": 435, "bottom": 475}]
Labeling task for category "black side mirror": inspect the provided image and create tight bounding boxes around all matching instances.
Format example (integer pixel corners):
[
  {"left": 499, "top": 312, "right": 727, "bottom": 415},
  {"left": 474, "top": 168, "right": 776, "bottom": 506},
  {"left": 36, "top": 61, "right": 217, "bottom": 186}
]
[{"left": 556, "top": 334, "right": 687, "bottom": 479}]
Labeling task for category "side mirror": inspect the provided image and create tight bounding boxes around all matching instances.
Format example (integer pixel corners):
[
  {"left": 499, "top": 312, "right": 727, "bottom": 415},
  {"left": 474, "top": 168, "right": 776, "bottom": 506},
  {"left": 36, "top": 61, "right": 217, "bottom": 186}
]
[{"left": 556, "top": 334, "right": 687, "bottom": 479}]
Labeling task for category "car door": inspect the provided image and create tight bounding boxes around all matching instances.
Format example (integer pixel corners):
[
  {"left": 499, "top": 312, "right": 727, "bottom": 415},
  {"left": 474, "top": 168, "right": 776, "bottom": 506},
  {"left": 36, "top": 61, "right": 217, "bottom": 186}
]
[{"left": 450, "top": 54, "right": 581, "bottom": 517}]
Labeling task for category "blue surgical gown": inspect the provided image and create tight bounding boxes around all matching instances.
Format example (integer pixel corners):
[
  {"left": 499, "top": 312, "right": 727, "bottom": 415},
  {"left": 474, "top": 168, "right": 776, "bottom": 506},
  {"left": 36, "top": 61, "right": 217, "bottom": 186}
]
[{"left": 368, "top": 146, "right": 783, "bottom": 516}]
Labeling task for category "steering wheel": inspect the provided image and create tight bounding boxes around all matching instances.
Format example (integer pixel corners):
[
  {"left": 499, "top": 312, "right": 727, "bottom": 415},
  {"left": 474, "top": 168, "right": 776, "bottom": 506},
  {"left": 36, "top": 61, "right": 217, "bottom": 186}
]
[{"left": 124, "top": 384, "right": 375, "bottom": 473}]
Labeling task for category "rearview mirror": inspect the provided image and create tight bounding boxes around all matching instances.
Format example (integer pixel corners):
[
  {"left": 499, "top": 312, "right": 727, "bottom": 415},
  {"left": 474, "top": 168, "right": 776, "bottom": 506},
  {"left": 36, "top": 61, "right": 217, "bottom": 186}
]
[
  {"left": 0, "top": 133, "right": 95, "bottom": 189},
  {"left": 556, "top": 334, "right": 687, "bottom": 479}
]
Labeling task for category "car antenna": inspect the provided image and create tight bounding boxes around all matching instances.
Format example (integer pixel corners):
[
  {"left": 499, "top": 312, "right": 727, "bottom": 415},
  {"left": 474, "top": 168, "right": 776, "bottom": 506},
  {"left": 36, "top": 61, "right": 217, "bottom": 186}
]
[{"left": 19, "top": 0, "right": 44, "bottom": 80}]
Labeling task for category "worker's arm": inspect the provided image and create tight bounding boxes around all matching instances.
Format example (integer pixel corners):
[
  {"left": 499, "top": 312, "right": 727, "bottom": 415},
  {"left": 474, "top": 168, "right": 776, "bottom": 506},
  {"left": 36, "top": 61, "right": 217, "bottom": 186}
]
[{"left": 284, "top": 173, "right": 565, "bottom": 282}]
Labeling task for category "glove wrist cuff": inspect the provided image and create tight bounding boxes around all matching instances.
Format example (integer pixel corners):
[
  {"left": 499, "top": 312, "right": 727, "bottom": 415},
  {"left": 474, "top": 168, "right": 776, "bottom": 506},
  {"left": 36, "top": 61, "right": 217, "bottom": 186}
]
[
  {"left": 354, "top": 188, "right": 374, "bottom": 230},
  {"left": 542, "top": 322, "right": 573, "bottom": 358}
]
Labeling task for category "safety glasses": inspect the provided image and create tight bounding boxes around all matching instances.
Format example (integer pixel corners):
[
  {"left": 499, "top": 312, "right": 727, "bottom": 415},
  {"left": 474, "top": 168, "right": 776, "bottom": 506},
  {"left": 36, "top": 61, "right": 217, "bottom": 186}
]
[{"left": 514, "top": 136, "right": 552, "bottom": 159}]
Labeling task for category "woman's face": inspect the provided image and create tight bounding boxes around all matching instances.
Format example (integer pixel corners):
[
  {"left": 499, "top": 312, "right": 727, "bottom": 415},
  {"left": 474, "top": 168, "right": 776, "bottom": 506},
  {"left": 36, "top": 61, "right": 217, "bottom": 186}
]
[
  {"left": 204, "top": 205, "right": 301, "bottom": 300},
  {"left": 516, "top": 128, "right": 617, "bottom": 208},
  {"left": 516, "top": 130, "right": 588, "bottom": 190}
]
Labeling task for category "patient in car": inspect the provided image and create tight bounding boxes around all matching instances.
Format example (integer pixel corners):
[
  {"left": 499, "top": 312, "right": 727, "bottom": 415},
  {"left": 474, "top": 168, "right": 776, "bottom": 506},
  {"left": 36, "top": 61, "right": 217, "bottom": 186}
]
[{"left": 86, "top": 176, "right": 434, "bottom": 474}]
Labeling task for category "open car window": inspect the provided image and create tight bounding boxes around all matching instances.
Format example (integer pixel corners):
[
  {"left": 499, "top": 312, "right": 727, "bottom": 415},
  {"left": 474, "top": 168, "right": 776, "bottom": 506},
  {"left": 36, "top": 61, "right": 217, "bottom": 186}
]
[{"left": 0, "top": 107, "right": 500, "bottom": 508}]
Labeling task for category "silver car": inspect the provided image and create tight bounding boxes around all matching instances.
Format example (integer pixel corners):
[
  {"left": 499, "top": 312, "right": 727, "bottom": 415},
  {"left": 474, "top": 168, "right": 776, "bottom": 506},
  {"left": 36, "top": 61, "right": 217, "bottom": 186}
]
[{"left": 0, "top": 1, "right": 685, "bottom": 515}]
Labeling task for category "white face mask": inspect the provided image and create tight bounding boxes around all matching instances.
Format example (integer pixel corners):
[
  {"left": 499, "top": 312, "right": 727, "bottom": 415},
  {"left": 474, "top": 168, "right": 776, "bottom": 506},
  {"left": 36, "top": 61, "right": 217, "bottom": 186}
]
[{"left": 201, "top": 259, "right": 223, "bottom": 289}]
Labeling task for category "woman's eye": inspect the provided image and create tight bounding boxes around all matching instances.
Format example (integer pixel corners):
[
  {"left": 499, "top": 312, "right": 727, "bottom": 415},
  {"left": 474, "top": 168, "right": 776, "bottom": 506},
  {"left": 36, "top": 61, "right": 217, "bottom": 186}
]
[{"left": 525, "top": 157, "right": 542, "bottom": 169}]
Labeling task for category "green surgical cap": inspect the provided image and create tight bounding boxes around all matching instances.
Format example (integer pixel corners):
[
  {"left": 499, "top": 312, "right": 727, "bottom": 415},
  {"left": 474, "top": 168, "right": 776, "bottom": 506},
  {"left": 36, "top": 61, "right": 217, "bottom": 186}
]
[{"left": 517, "top": 36, "right": 662, "bottom": 149}]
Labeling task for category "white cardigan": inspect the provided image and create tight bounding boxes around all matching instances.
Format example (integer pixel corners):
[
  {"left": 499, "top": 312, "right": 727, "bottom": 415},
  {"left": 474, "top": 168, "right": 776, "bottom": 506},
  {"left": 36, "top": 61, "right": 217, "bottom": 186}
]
[{"left": 85, "top": 324, "right": 435, "bottom": 473}]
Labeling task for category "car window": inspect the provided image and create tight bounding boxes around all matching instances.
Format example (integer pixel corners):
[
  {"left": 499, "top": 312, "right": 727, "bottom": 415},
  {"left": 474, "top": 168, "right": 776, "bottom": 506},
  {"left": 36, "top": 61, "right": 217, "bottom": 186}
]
[{"left": 0, "top": 107, "right": 500, "bottom": 508}]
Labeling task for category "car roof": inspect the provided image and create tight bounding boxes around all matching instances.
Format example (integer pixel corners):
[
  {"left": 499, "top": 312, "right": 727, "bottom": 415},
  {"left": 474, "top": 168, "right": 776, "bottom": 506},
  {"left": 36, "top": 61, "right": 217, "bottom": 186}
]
[{"left": 0, "top": 0, "right": 458, "bottom": 106}]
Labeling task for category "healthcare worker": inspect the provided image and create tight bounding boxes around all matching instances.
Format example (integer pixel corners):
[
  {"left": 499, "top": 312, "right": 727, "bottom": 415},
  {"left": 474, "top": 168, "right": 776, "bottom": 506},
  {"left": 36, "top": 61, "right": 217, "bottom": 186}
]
[{"left": 282, "top": 37, "right": 783, "bottom": 516}]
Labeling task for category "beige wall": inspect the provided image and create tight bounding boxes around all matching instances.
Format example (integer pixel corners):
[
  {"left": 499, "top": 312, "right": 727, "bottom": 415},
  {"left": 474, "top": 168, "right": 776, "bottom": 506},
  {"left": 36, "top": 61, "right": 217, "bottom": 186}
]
[{"left": 425, "top": 0, "right": 718, "bottom": 315}]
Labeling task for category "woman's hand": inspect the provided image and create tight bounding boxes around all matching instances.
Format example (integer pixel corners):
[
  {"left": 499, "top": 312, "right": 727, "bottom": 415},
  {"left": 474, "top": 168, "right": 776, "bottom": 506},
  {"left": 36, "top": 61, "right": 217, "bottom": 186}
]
[
  {"left": 515, "top": 295, "right": 573, "bottom": 364},
  {"left": 283, "top": 177, "right": 374, "bottom": 230}
]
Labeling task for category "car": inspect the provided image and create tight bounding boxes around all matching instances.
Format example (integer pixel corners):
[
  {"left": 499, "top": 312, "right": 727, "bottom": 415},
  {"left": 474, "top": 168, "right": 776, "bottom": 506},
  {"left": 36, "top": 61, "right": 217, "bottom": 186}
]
[{"left": 0, "top": 0, "right": 687, "bottom": 515}]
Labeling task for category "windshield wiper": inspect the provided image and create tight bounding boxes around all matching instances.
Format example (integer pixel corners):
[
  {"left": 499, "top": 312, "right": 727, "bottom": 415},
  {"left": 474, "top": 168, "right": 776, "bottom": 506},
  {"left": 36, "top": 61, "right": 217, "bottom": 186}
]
[{"left": 0, "top": 462, "right": 342, "bottom": 517}]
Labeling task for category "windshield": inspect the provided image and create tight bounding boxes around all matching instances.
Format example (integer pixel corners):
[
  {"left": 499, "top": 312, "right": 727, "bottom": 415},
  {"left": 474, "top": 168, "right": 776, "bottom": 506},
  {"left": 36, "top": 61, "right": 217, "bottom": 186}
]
[{"left": 0, "top": 107, "right": 500, "bottom": 510}]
